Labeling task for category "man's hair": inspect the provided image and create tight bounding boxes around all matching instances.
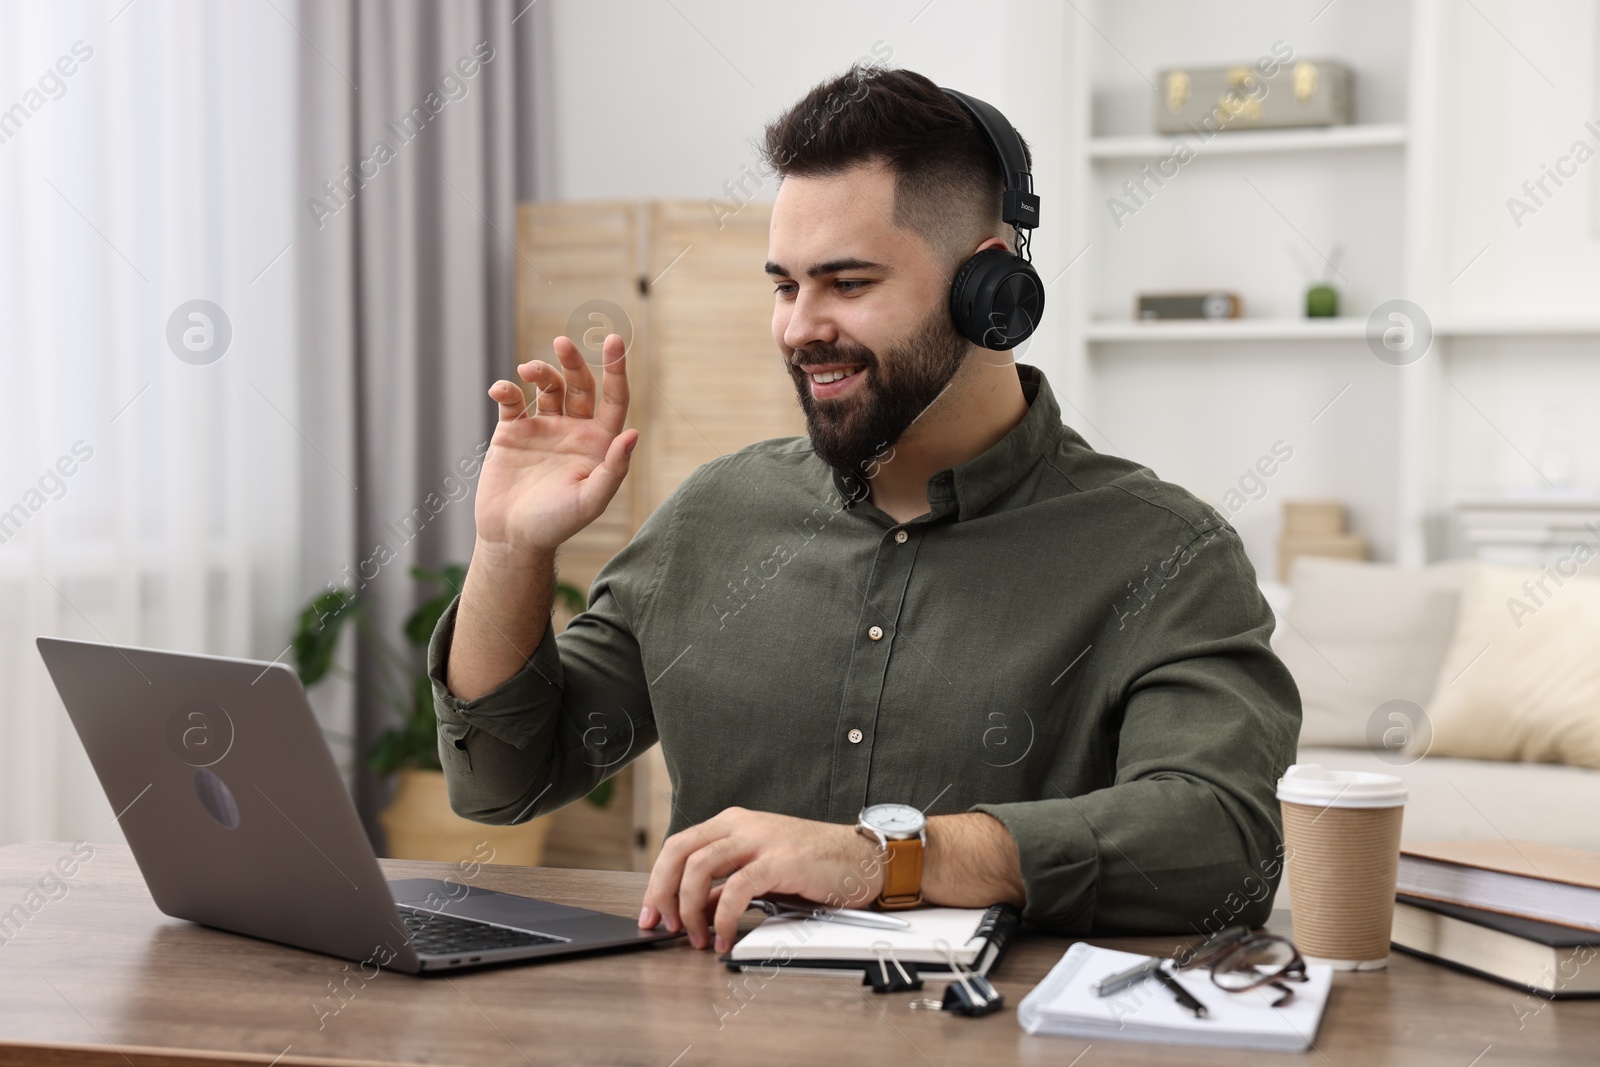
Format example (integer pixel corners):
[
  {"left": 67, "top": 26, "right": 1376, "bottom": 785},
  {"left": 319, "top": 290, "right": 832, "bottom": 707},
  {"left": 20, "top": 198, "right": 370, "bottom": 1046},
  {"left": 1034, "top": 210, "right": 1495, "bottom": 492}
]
[{"left": 759, "top": 64, "right": 1032, "bottom": 270}]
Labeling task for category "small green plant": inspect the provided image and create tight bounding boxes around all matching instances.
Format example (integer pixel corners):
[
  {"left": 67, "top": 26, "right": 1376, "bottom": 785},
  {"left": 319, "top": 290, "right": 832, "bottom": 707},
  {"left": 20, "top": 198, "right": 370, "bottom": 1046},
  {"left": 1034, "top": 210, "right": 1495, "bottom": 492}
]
[{"left": 291, "top": 565, "right": 613, "bottom": 807}]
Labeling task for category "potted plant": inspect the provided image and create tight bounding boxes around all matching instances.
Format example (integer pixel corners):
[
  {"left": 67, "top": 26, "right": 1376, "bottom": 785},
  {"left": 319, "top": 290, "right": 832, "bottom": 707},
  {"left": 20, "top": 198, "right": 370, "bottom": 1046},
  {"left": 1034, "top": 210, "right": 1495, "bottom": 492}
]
[{"left": 292, "top": 564, "right": 604, "bottom": 866}]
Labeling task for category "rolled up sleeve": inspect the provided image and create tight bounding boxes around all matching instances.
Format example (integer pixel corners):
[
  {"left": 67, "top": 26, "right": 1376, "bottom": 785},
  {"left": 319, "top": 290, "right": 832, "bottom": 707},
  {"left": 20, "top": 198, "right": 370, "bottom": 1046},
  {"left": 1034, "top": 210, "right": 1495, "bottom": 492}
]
[{"left": 426, "top": 490, "right": 680, "bottom": 826}]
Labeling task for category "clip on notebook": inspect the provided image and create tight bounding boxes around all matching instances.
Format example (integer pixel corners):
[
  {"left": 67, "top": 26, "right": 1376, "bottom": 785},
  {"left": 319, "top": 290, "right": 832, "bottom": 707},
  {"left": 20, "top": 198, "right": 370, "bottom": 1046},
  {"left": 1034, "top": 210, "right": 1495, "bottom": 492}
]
[
  {"left": 908, "top": 938, "right": 1005, "bottom": 1017},
  {"left": 864, "top": 941, "right": 923, "bottom": 993}
]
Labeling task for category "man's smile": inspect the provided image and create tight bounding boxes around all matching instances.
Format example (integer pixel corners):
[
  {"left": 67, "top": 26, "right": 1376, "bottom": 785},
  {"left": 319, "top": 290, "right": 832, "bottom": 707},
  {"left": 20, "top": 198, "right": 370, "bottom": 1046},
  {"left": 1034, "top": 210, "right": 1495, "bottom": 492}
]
[{"left": 797, "top": 362, "right": 867, "bottom": 400}]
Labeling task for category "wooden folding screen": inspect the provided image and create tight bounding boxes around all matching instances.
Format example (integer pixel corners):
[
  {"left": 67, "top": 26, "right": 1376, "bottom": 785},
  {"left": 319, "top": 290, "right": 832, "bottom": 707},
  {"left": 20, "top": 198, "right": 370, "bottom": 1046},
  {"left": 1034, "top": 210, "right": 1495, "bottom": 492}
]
[{"left": 514, "top": 199, "right": 802, "bottom": 870}]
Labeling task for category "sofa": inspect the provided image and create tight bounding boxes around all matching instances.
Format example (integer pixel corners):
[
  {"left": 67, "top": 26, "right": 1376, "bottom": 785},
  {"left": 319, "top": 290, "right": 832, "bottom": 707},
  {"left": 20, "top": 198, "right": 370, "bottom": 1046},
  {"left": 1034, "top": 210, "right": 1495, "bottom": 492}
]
[{"left": 1265, "top": 556, "right": 1600, "bottom": 852}]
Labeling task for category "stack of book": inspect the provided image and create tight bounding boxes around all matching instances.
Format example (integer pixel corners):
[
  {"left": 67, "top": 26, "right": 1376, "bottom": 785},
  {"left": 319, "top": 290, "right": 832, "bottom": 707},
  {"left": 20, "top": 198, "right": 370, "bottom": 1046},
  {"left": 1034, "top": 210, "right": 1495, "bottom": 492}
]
[
  {"left": 1392, "top": 840, "right": 1600, "bottom": 997},
  {"left": 1277, "top": 500, "right": 1367, "bottom": 581}
]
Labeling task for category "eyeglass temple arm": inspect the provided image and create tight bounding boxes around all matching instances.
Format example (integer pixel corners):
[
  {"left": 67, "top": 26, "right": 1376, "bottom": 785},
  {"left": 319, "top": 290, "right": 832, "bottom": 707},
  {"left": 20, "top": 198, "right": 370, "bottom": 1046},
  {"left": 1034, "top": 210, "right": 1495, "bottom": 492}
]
[{"left": 1174, "top": 924, "right": 1253, "bottom": 967}]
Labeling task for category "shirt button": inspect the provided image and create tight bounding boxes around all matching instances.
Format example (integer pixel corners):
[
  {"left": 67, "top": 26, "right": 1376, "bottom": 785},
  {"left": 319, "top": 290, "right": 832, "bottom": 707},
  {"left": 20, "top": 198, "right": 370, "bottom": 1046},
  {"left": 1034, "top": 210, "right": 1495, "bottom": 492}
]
[
  {"left": 868, "top": 625, "right": 884, "bottom": 641},
  {"left": 893, "top": 529, "right": 908, "bottom": 544},
  {"left": 848, "top": 728, "right": 863, "bottom": 744}
]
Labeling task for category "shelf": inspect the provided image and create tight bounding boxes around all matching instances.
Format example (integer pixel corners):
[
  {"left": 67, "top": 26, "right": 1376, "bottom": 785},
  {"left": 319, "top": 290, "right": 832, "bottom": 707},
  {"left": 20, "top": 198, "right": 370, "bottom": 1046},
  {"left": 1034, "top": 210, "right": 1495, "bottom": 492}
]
[
  {"left": 1085, "top": 318, "right": 1369, "bottom": 342},
  {"left": 1087, "top": 123, "right": 1407, "bottom": 161},
  {"left": 1437, "top": 316, "right": 1600, "bottom": 337},
  {"left": 1085, "top": 316, "right": 1600, "bottom": 343}
]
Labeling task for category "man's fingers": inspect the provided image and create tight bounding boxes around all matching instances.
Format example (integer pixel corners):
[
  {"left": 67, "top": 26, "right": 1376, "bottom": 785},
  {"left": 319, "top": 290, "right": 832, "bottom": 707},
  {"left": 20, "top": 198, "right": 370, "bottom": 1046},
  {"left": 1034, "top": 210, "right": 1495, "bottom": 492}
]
[
  {"left": 523, "top": 358, "right": 566, "bottom": 415},
  {"left": 678, "top": 841, "right": 742, "bottom": 950},
  {"left": 644, "top": 817, "right": 728, "bottom": 935},
  {"left": 594, "top": 335, "right": 631, "bottom": 434},
  {"left": 490, "top": 379, "right": 532, "bottom": 422},
  {"left": 552, "top": 336, "right": 598, "bottom": 419},
  {"left": 712, "top": 868, "right": 767, "bottom": 955},
  {"left": 575, "top": 428, "right": 638, "bottom": 517},
  {"left": 642, "top": 839, "right": 686, "bottom": 934}
]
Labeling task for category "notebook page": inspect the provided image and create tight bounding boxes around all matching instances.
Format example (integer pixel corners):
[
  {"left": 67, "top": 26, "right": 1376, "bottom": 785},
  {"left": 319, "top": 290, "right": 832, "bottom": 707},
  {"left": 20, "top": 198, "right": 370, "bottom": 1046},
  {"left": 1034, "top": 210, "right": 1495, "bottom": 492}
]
[{"left": 728, "top": 907, "right": 989, "bottom": 964}]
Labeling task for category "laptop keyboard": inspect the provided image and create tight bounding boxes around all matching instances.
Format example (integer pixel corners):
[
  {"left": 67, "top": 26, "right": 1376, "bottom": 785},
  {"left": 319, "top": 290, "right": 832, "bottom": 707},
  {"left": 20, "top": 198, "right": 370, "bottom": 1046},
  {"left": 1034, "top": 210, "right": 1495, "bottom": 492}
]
[{"left": 397, "top": 906, "right": 565, "bottom": 956}]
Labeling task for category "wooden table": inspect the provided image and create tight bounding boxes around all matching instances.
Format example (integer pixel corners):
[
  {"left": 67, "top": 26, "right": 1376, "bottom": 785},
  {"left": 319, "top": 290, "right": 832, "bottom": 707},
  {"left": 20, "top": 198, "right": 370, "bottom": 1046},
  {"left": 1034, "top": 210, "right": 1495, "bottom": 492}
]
[{"left": 1, "top": 840, "right": 1594, "bottom": 1066}]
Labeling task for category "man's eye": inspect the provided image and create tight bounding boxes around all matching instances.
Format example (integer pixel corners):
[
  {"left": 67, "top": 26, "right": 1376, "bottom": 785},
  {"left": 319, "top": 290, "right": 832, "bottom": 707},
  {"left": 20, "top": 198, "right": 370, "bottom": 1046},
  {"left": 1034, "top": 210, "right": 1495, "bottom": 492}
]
[
  {"left": 836, "top": 280, "right": 867, "bottom": 293},
  {"left": 773, "top": 282, "right": 796, "bottom": 296}
]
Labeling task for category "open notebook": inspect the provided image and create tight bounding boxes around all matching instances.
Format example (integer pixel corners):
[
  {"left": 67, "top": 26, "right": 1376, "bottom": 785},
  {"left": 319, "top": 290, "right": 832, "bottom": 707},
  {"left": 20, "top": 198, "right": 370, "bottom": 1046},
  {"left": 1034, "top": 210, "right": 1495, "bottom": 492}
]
[
  {"left": 1018, "top": 942, "right": 1333, "bottom": 1051},
  {"left": 724, "top": 905, "right": 1020, "bottom": 975}
]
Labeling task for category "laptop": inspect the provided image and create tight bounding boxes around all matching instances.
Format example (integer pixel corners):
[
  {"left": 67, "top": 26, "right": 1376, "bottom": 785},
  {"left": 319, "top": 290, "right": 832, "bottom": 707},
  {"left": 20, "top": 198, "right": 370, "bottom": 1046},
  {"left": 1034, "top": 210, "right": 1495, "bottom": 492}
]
[{"left": 36, "top": 636, "right": 680, "bottom": 974}]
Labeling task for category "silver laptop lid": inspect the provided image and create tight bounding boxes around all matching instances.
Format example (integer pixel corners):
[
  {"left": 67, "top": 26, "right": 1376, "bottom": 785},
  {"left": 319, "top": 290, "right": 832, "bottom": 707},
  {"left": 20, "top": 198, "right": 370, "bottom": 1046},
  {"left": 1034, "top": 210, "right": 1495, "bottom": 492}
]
[{"left": 36, "top": 636, "right": 422, "bottom": 972}]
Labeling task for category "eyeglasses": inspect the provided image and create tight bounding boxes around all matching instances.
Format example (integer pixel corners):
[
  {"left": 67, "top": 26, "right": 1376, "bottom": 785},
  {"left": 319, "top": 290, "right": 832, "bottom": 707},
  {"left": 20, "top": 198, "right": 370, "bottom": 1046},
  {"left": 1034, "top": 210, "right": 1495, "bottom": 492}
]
[{"left": 1172, "top": 925, "right": 1308, "bottom": 1007}]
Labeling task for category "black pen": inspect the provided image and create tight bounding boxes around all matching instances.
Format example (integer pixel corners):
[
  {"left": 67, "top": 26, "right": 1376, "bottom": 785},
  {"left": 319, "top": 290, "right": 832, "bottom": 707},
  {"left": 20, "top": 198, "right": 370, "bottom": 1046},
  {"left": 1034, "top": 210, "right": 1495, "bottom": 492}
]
[{"left": 1155, "top": 966, "right": 1208, "bottom": 1018}]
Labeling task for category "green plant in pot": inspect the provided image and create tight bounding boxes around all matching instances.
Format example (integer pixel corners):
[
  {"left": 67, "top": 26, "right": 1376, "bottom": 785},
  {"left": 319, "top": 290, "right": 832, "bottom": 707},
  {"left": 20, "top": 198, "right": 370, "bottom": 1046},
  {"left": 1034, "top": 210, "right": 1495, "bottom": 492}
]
[{"left": 292, "top": 564, "right": 605, "bottom": 866}]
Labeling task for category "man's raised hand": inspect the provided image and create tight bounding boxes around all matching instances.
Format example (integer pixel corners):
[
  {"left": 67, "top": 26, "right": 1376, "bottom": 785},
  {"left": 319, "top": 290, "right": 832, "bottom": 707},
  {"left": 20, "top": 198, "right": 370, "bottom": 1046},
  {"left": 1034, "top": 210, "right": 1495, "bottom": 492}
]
[{"left": 478, "top": 333, "right": 638, "bottom": 553}]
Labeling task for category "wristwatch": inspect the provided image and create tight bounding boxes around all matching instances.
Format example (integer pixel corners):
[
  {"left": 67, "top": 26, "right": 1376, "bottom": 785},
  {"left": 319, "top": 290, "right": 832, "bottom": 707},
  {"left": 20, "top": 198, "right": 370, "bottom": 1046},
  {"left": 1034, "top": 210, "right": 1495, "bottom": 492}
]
[{"left": 856, "top": 803, "right": 926, "bottom": 910}]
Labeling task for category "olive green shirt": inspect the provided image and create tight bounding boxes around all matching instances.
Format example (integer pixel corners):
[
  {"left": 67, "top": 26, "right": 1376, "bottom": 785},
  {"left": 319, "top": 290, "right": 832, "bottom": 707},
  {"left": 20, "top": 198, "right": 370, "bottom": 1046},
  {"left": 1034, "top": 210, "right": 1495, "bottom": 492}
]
[{"left": 427, "top": 364, "right": 1301, "bottom": 935}]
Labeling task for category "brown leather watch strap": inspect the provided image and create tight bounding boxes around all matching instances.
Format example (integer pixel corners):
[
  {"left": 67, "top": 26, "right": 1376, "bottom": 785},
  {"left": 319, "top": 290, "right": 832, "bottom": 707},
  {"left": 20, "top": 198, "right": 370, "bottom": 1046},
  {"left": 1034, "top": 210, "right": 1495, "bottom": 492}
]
[{"left": 877, "top": 836, "right": 924, "bottom": 909}]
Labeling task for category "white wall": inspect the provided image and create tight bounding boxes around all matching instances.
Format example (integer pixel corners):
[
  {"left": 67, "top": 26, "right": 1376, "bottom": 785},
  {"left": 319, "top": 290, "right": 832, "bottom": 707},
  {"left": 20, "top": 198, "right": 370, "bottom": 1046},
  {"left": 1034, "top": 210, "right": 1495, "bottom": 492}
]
[
  {"left": 1430, "top": 0, "right": 1600, "bottom": 503},
  {"left": 537, "top": 0, "right": 1073, "bottom": 386},
  {"left": 1436, "top": 0, "right": 1600, "bottom": 318},
  {"left": 542, "top": 0, "right": 1008, "bottom": 200}
]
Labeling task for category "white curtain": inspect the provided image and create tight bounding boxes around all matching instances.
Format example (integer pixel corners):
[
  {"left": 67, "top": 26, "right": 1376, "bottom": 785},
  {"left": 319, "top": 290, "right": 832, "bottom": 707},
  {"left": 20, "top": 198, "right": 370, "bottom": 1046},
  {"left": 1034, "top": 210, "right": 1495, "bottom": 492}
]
[{"left": 0, "top": 1, "right": 301, "bottom": 846}]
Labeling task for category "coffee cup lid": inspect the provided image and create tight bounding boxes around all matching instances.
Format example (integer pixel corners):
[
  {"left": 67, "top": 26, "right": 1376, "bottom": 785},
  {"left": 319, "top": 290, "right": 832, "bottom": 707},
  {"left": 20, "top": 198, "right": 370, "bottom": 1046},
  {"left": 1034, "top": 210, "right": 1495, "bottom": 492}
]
[{"left": 1276, "top": 763, "right": 1407, "bottom": 808}]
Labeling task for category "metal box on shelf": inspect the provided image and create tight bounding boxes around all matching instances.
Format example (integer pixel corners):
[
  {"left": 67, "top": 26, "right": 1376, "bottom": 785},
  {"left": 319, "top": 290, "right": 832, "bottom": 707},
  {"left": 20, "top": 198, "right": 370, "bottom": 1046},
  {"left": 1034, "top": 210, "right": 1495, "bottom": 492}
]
[{"left": 1156, "top": 59, "right": 1352, "bottom": 134}]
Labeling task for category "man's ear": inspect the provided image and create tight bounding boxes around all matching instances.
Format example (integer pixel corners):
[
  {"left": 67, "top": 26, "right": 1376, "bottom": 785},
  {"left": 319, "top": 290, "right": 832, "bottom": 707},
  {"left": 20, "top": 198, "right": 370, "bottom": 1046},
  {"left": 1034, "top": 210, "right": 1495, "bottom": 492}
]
[{"left": 971, "top": 235, "right": 1012, "bottom": 256}]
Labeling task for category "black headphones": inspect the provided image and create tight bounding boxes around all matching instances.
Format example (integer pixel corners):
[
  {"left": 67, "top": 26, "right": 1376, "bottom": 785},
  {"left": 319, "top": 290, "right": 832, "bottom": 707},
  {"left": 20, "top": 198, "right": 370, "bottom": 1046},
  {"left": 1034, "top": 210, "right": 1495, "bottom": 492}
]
[{"left": 940, "top": 87, "right": 1044, "bottom": 351}]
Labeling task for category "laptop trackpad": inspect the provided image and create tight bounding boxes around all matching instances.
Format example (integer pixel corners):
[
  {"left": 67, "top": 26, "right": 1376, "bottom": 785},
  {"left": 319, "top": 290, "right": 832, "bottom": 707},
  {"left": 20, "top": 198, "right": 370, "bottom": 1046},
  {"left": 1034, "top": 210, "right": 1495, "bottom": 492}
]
[{"left": 387, "top": 878, "right": 595, "bottom": 929}]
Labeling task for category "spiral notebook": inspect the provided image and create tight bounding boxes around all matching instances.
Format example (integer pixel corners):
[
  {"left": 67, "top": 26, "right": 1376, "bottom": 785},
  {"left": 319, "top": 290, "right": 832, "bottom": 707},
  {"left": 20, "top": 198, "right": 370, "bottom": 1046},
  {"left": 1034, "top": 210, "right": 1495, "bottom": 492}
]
[{"left": 722, "top": 904, "right": 1021, "bottom": 976}]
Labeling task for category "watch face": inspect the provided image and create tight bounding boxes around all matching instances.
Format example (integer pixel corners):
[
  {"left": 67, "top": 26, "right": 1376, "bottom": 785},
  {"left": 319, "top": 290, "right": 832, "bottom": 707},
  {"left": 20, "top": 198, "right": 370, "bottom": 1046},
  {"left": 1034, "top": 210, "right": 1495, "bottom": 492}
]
[{"left": 861, "top": 803, "right": 925, "bottom": 837}]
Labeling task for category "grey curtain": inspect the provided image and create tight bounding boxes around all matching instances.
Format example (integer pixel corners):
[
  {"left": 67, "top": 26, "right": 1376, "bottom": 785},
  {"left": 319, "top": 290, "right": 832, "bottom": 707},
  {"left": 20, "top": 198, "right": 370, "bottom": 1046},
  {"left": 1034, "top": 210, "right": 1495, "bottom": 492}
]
[{"left": 295, "top": 0, "right": 546, "bottom": 842}]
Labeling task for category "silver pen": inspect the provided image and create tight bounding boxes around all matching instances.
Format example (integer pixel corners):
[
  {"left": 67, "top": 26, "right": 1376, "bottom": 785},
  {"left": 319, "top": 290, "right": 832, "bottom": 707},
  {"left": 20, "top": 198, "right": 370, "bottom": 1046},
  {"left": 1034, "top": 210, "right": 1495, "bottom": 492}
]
[
  {"left": 1092, "top": 955, "right": 1163, "bottom": 996},
  {"left": 750, "top": 896, "right": 913, "bottom": 930}
]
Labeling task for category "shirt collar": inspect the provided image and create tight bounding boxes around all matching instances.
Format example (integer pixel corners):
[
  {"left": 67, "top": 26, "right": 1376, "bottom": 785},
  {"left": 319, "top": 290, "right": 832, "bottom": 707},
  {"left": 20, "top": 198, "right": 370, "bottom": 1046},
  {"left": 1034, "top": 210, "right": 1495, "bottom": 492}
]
[{"left": 829, "top": 363, "right": 1065, "bottom": 522}]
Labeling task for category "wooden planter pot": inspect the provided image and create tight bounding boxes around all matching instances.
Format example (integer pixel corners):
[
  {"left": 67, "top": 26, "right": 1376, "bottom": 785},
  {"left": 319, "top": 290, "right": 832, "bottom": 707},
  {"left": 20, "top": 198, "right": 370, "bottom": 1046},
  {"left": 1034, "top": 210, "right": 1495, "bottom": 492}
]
[{"left": 378, "top": 767, "right": 554, "bottom": 867}]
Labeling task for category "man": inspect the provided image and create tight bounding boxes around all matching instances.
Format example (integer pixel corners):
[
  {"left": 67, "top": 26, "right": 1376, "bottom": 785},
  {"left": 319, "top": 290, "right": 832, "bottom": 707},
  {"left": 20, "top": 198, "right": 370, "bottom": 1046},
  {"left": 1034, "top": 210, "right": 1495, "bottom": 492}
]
[{"left": 428, "top": 65, "right": 1300, "bottom": 956}]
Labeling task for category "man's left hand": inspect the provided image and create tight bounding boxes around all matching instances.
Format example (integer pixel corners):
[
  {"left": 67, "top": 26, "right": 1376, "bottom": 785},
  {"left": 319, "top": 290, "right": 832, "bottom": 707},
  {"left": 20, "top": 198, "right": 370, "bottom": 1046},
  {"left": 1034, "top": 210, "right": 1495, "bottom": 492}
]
[{"left": 638, "top": 807, "right": 883, "bottom": 953}]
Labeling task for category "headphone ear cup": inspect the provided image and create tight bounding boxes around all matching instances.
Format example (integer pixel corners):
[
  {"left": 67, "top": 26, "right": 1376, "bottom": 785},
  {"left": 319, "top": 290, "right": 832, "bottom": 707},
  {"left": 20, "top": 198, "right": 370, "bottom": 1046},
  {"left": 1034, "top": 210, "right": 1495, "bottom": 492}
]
[{"left": 948, "top": 247, "right": 1046, "bottom": 350}]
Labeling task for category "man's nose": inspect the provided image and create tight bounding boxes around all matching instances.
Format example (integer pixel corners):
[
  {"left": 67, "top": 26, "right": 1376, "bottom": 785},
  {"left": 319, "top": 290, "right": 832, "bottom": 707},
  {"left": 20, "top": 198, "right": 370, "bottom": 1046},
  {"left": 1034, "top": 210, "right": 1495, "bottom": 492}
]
[{"left": 781, "top": 289, "right": 838, "bottom": 351}]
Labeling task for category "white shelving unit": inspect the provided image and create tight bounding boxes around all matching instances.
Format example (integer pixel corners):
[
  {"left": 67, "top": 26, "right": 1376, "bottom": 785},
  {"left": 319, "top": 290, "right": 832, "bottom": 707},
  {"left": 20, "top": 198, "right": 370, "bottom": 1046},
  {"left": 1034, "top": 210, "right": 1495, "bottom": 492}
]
[{"left": 1055, "top": 0, "right": 1600, "bottom": 575}]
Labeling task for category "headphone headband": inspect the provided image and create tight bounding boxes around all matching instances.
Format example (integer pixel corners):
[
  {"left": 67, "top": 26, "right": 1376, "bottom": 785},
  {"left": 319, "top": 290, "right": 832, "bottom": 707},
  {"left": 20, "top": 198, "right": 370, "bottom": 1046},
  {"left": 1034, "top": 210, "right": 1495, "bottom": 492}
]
[{"left": 940, "top": 87, "right": 1040, "bottom": 232}]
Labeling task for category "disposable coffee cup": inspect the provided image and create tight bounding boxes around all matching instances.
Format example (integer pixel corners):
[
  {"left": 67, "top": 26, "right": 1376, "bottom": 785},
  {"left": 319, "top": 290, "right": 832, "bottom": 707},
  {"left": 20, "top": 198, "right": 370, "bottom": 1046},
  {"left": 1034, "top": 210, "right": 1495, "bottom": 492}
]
[{"left": 1276, "top": 763, "right": 1407, "bottom": 971}]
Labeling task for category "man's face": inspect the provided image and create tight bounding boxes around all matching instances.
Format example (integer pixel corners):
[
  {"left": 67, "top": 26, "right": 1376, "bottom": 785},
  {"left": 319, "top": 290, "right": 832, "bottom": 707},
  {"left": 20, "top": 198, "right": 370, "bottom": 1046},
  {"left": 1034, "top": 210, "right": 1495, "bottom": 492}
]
[{"left": 766, "top": 162, "right": 971, "bottom": 478}]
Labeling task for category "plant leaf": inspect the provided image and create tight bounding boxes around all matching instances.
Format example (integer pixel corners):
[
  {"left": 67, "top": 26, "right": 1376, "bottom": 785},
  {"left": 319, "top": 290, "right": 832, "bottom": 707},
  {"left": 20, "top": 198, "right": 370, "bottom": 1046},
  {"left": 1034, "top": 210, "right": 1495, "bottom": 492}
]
[
  {"left": 404, "top": 564, "right": 470, "bottom": 648},
  {"left": 293, "top": 589, "right": 360, "bottom": 686},
  {"left": 296, "top": 563, "right": 468, "bottom": 776},
  {"left": 585, "top": 779, "right": 614, "bottom": 808},
  {"left": 366, "top": 730, "right": 403, "bottom": 778},
  {"left": 555, "top": 581, "right": 588, "bottom": 616}
]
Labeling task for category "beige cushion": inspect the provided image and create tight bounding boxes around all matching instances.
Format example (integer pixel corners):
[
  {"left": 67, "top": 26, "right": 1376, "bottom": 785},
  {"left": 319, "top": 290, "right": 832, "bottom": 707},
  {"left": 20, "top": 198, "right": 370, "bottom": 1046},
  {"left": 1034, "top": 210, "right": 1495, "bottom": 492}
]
[
  {"left": 1273, "top": 558, "right": 1463, "bottom": 748},
  {"left": 1424, "top": 562, "right": 1600, "bottom": 768},
  {"left": 1298, "top": 745, "right": 1600, "bottom": 852}
]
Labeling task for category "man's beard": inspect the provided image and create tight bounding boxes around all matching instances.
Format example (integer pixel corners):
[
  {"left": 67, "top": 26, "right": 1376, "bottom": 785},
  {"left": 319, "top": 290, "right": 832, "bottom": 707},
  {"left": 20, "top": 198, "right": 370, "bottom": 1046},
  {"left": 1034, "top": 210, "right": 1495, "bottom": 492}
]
[{"left": 788, "top": 307, "right": 971, "bottom": 480}]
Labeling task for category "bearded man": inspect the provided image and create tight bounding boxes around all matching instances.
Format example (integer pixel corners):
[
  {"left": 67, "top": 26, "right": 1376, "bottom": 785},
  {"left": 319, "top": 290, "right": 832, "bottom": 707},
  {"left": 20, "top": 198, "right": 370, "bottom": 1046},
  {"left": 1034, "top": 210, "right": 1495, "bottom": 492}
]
[{"left": 428, "top": 65, "right": 1300, "bottom": 954}]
